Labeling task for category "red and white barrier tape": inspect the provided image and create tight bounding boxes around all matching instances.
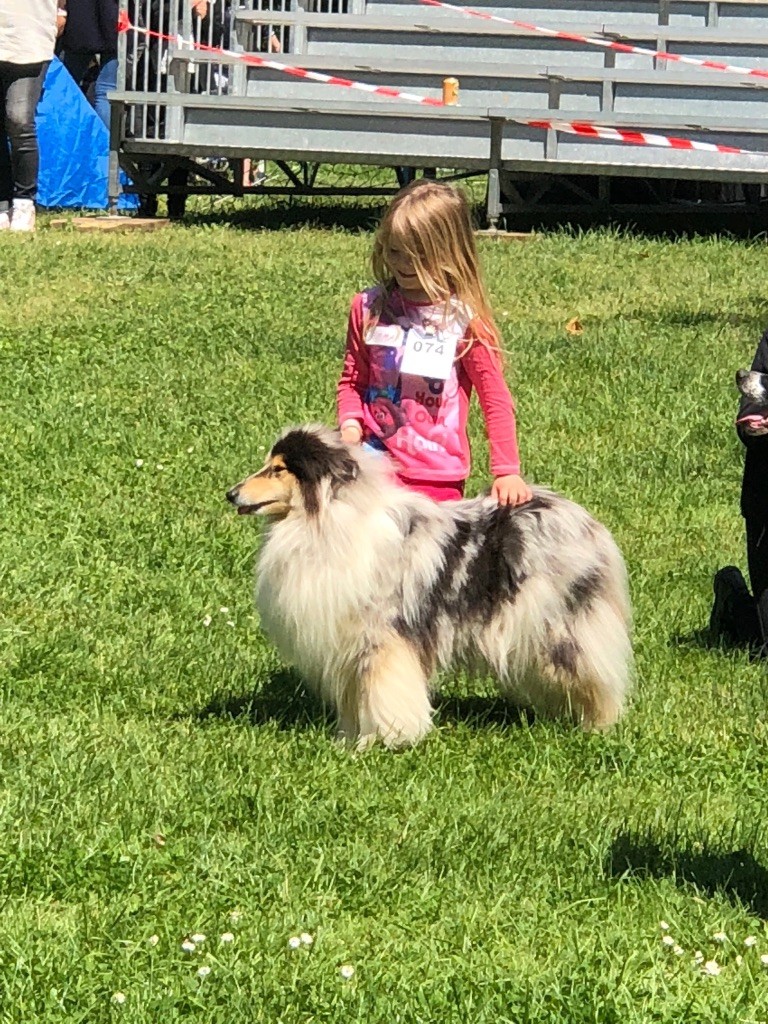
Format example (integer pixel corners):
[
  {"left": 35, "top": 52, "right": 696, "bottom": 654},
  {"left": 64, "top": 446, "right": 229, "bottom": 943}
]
[
  {"left": 527, "top": 119, "right": 746, "bottom": 153},
  {"left": 116, "top": 13, "right": 760, "bottom": 155},
  {"left": 421, "top": 0, "right": 768, "bottom": 82},
  {"left": 117, "top": 12, "right": 443, "bottom": 105}
]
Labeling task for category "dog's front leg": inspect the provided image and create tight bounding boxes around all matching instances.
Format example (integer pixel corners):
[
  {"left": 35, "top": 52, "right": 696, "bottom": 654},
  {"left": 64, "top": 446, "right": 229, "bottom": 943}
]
[{"left": 354, "top": 636, "right": 433, "bottom": 750}]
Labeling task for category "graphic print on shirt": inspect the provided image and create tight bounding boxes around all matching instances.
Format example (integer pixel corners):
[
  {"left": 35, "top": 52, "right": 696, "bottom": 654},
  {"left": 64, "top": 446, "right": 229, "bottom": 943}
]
[{"left": 364, "top": 307, "right": 467, "bottom": 460}]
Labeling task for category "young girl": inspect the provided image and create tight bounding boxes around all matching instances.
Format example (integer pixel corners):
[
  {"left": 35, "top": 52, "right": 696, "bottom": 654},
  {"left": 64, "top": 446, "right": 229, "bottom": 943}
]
[{"left": 337, "top": 179, "right": 531, "bottom": 505}]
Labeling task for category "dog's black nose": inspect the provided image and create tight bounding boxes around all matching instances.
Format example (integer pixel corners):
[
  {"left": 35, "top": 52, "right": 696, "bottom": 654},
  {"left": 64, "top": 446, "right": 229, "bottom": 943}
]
[{"left": 226, "top": 486, "right": 240, "bottom": 505}]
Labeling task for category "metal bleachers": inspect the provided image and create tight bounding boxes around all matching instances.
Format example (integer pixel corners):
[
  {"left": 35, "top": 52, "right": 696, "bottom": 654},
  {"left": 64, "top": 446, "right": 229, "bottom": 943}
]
[{"left": 110, "top": 0, "right": 768, "bottom": 222}]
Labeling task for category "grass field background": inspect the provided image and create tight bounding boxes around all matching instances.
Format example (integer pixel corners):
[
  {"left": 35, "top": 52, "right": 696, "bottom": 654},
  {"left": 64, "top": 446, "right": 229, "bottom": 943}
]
[{"left": 3, "top": 212, "right": 768, "bottom": 1022}]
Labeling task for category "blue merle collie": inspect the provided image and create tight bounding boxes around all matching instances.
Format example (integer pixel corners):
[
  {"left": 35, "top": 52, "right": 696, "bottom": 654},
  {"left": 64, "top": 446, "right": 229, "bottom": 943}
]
[{"left": 227, "top": 425, "right": 632, "bottom": 749}]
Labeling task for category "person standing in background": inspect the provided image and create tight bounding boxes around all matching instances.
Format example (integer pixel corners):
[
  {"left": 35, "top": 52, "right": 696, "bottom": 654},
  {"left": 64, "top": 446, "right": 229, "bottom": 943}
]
[
  {"left": 58, "top": 0, "right": 118, "bottom": 128},
  {"left": 0, "top": 0, "right": 63, "bottom": 232}
]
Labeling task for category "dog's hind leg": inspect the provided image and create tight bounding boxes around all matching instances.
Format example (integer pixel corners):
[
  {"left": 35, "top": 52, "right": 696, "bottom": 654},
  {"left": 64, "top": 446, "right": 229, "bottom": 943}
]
[
  {"left": 353, "top": 635, "right": 433, "bottom": 750},
  {"left": 540, "top": 601, "right": 631, "bottom": 731}
]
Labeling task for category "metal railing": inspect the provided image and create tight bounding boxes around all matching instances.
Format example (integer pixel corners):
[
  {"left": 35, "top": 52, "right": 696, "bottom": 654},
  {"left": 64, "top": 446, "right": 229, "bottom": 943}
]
[{"left": 110, "top": 0, "right": 768, "bottom": 219}]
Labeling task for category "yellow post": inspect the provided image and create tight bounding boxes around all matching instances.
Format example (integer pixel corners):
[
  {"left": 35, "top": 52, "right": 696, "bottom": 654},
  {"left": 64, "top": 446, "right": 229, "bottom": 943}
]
[{"left": 442, "top": 77, "right": 460, "bottom": 105}]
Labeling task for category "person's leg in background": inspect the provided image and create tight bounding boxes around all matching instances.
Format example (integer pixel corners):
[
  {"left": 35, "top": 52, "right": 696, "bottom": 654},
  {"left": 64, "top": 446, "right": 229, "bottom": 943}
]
[
  {"left": 93, "top": 57, "right": 117, "bottom": 128},
  {"left": 747, "top": 519, "right": 768, "bottom": 653},
  {"left": 2, "top": 61, "right": 48, "bottom": 232},
  {"left": 60, "top": 49, "right": 93, "bottom": 90},
  {"left": 0, "top": 65, "right": 12, "bottom": 229}
]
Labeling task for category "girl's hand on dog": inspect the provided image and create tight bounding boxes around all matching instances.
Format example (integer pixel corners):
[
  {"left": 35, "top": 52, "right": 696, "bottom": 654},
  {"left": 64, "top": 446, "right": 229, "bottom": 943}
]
[
  {"left": 341, "top": 422, "right": 363, "bottom": 445},
  {"left": 492, "top": 474, "right": 532, "bottom": 506}
]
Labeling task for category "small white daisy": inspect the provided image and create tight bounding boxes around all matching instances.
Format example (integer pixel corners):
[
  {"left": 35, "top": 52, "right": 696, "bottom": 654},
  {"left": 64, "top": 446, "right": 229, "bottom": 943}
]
[
  {"left": 300, "top": 933, "right": 314, "bottom": 946},
  {"left": 187, "top": 446, "right": 194, "bottom": 454},
  {"left": 191, "top": 933, "right": 206, "bottom": 944},
  {"left": 760, "top": 954, "right": 768, "bottom": 967},
  {"left": 134, "top": 459, "right": 144, "bottom": 468},
  {"left": 745, "top": 936, "right": 758, "bottom": 947},
  {"left": 702, "top": 960, "right": 721, "bottom": 976},
  {"left": 229, "top": 910, "right": 242, "bottom": 924},
  {"left": 156, "top": 464, "right": 164, "bottom": 471},
  {"left": 713, "top": 932, "right": 727, "bottom": 943},
  {"left": 147, "top": 934, "right": 159, "bottom": 947},
  {"left": 111, "top": 992, "right": 127, "bottom": 1005},
  {"left": 694, "top": 951, "right": 704, "bottom": 964},
  {"left": 226, "top": 620, "right": 235, "bottom": 627},
  {"left": 219, "top": 607, "right": 229, "bottom": 615},
  {"left": 181, "top": 940, "right": 196, "bottom": 953},
  {"left": 203, "top": 615, "right": 212, "bottom": 627},
  {"left": 339, "top": 965, "right": 355, "bottom": 980},
  {"left": 220, "top": 932, "right": 234, "bottom": 944},
  {"left": 288, "top": 936, "right": 302, "bottom": 949},
  {"left": 662, "top": 935, "right": 675, "bottom": 947},
  {"left": 673, "top": 945, "right": 684, "bottom": 956},
  {"left": 736, "top": 955, "right": 744, "bottom": 966},
  {"left": 197, "top": 965, "right": 211, "bottom": 978},
  {"left": 659, "top": 921, "right": 670, "bottom": 931}
]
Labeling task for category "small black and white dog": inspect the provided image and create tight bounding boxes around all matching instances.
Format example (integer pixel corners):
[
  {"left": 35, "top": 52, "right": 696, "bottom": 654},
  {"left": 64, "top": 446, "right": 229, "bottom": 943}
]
[
  {"left": 227, "top": 426, "right": 633, "bottom": 749},
  {"left": 736, "top": 368, "right": 768, "bottom": 434}
]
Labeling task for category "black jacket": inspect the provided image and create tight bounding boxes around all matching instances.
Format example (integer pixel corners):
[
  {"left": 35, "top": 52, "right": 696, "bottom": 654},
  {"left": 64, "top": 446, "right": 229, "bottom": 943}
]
[
  {"left": 738, "top": 328, "right": 768, "bottom": 521},
  {"left": 61, "top": 0, "right": 119, "bottom": 55}
]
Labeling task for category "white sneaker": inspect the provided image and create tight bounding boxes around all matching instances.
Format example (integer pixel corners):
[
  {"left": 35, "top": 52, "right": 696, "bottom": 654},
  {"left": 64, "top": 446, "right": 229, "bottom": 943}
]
[
  {"left": 0, "top": 209, "right": 9, "bottom": 231},
  {"left": 10, "top": 199, "right": 36, "bottom": 233}
]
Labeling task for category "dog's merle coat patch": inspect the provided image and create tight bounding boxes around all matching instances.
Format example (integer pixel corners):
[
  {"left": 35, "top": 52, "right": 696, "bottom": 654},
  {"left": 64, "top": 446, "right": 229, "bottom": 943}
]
[
  {"left": 565, "top": 566, "right": 604, "bottom": 614},
  {"left": 394, "top": 506, "right": 531, "bottom": 667},
  {"left": 548, "top": 636, "right": 581, "bottom": 675}
]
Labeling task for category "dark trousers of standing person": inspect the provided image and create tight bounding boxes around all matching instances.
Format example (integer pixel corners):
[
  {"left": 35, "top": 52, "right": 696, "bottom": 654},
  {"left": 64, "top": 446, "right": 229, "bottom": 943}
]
[
  {"left": 747, "top": 520, "right": 768, "bottom": 645},
  {"left": 0, "top": 62, "right": 49, "bottom": 210},
  {"left": 59, "top": 49, "right": 118, "bottom": 128},
  {"left": 712, "top": 519, "right": 768, "bottom": 649}
]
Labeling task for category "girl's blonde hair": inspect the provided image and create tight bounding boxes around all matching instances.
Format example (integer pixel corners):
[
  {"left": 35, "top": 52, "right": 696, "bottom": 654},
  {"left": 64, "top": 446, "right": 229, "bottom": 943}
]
[{"left": 370, "top": 179, "right": 501, "bottom": 359}]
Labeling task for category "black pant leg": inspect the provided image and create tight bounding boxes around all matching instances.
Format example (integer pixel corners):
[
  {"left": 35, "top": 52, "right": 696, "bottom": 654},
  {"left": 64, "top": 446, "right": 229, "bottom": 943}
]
[
  {"left": 0, "top": 62, "right": 48, "bottom": 202},
  {"left": 0, "top": 64, "right": 10, "bottom": 205},
  {"left": 747, "top": 519, "right": 768, "bottom": 645}
]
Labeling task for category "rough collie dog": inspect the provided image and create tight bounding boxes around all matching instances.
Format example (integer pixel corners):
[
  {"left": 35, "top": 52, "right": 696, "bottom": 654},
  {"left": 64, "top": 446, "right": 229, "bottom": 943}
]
[{"left": 226, "top": 426, "right": 632, "bottom": 749}]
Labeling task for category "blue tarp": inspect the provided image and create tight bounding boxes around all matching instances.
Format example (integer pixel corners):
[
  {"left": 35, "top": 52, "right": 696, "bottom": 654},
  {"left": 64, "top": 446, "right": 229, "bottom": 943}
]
[{"left": 36, "top": 57, "right": 138, "bottom": 209}]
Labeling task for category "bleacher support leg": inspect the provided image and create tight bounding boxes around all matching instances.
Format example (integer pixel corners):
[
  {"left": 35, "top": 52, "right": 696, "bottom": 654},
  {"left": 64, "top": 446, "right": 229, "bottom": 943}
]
[
  {"left": 486, "top": 117, "right": 504, "bottom": 231},
  {"left": 107, "top": 101, "right": 123, "bottom": 215}
]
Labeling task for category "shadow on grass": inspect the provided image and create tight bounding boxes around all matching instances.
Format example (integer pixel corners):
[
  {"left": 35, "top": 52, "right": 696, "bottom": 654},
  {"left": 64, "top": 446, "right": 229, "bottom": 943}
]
[
  {"left": 502, "top": 201, "right": 768, "bottom": 241},
  {"left": 433, "top": 694, "right": 533, "bottom": 730},
  {"left": 670, "top": 626, "right": 764, "bottom": 661},
  {"left": 607, "top": 830, "right": 768, "bottom": 918},
  {"left": 196, "top": 669, "right": 333, "bottom": 732},
  {"left": 185, "top": 201, "right": 388, "bottom": 233},
  {"left": 196, "top": 671, "right": 532, "bottom": 734}
]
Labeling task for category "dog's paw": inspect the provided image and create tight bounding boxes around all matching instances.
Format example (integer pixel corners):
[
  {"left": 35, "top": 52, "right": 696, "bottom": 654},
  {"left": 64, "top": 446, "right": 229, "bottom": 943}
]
[{"left": 354, "top": 733, "right": 380, "bottom": 753}]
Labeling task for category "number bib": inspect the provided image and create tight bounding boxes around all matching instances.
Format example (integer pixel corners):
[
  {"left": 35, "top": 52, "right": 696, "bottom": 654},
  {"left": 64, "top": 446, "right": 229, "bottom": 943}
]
[{"left": 399, "top": 325, "right": 458, "bottom": 380}]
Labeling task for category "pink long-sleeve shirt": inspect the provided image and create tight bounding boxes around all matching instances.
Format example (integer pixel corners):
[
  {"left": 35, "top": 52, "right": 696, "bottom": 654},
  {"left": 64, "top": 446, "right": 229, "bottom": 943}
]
[{"left": 337, "top": 287, "right": 521, "bottom": 484}]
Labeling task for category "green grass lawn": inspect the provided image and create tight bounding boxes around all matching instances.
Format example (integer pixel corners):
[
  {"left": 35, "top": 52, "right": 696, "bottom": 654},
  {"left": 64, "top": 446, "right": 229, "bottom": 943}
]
[{"left": 3, "top": 213, "right": 768, "bottom": 1022}]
